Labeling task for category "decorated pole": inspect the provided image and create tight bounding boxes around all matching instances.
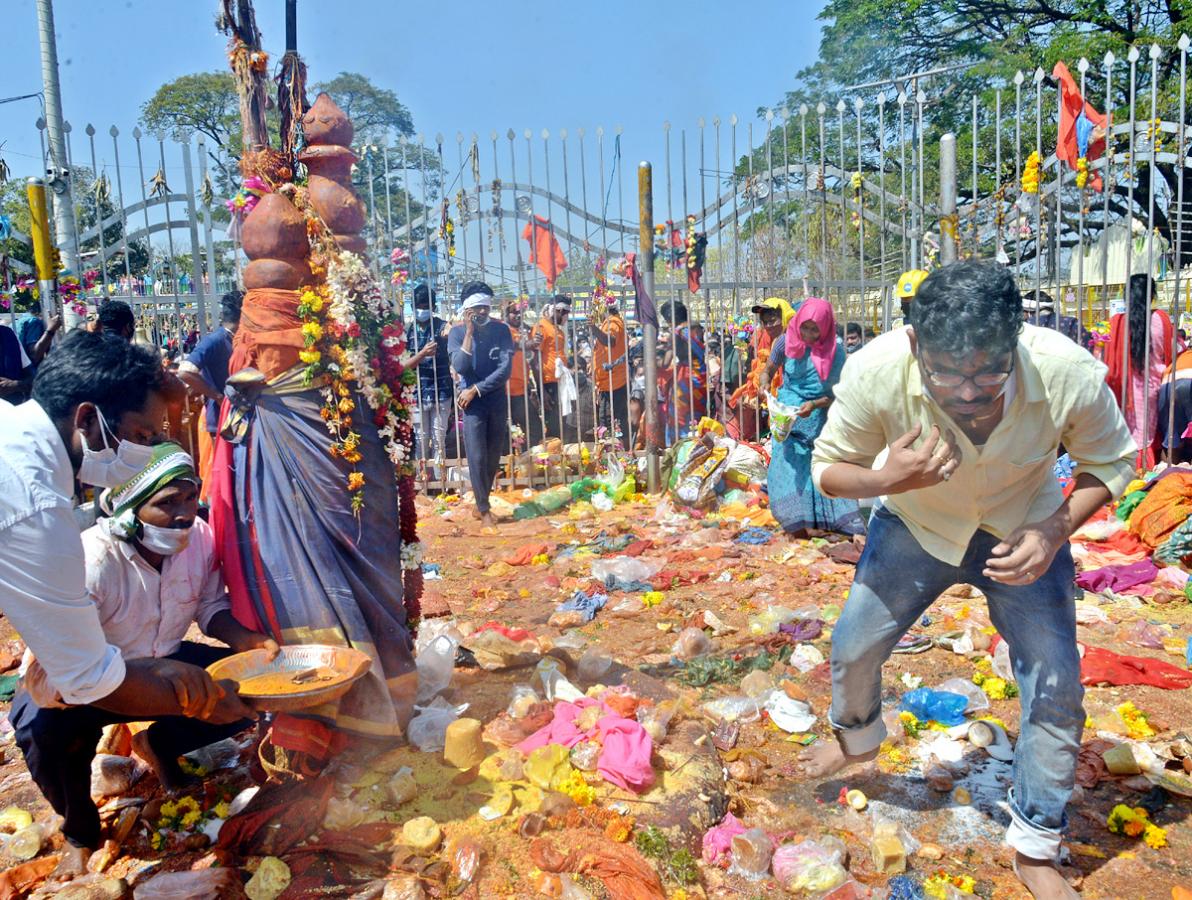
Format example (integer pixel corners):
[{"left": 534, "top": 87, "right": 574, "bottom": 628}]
[
  {"left": 34, "top": 0, "right": 79, "bottom": 276},
  {"left": 939, "top": 133, "right": 958, "bottom": 264},
  {"left": 25, "top": 177, "right": 57, "bottom": 324},
  {"left": 639, "top": 161, "right": 660, "bottom": 492}
]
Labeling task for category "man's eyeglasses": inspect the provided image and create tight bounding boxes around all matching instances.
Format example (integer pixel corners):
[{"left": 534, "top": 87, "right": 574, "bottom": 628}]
[{"left": 919, "top": 355, "right": 1013, "bottom": 389}]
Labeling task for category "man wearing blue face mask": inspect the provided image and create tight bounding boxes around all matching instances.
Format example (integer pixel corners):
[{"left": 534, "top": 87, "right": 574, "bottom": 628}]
[
  {"left": 0, "top": 331, "right": 255, "bottom": 877},
  {"left": 406, "top": 284, "right": 453, "bottom": 481},
  {"left": 12, "top": 442, "right": 275, "bottom": 855}
]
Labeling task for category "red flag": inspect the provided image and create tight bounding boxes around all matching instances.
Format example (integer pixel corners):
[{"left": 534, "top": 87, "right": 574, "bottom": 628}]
[
  {"left": 522, "top": 215, "right": 567, "bottom": 290},
  {"left": 1053, "top": 61, "right": 1108, "bottom": 189}
]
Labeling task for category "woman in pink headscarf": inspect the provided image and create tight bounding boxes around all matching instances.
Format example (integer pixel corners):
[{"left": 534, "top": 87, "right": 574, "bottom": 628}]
[{"left": 765, "top": 298, "right": 865, "bottom": 536}]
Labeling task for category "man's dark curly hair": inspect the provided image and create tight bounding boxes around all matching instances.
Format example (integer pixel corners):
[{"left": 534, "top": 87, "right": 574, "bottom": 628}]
[{"left": 911, "top": 261, "right": 1023, "bottom": 357}]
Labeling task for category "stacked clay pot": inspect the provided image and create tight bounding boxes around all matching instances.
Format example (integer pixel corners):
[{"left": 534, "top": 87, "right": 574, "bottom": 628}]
[{"left": 299, "top": 92, "right": 367, "bottom": 256}]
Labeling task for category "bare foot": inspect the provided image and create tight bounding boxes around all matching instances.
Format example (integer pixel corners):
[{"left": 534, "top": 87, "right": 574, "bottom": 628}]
[
  {"left": 53, "top": 844, "right": 90, "bottom": 880},
  {"left": 795, "top": 738, "right": 880, "bottom": 778},
  {"left": 131, "top": 730, "right": 195, "bottom": 795},
  {"left": 1014, "top": 853, "right": 1081, "bottom": 899},
  {"left": 479, "top": 512, "right": 496, "bottom": 528}
]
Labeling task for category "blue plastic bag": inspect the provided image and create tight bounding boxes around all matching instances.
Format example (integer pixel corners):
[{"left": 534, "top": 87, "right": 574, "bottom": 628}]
[{"left": 899, "top": 688, "right": 969, "bottom": 726}]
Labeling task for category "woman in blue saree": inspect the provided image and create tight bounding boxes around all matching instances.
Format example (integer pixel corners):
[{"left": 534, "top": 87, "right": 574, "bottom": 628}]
[{"left": 763, "top": 298, "right": 866, "bottom": 537}]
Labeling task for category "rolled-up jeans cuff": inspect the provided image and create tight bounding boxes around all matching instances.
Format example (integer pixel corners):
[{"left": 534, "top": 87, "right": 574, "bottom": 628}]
[
  {"left": 829, "top": 713, "right": 887, "bottom": 757},
  {"left": 1005, "top": 788, "right": 1063, "bottom": 861}
]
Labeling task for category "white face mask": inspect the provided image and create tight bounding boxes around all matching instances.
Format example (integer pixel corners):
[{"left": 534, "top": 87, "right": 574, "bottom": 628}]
[
  {"left": 138, "top": 521, "right": 192, "bottom": 556},
  {"left": 77, "top": 407, "right": 156, "bottom": 489}
]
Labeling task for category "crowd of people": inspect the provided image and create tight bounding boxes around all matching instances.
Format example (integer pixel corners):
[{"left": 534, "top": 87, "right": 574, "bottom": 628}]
[{"left": 0, "top": 259, "right": 1186, "bottom": 897}]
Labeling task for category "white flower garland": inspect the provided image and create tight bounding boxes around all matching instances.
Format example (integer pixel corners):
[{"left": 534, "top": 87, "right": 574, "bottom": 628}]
[{"left": 400, "top": 541, "right": 424, "bottom": 571}]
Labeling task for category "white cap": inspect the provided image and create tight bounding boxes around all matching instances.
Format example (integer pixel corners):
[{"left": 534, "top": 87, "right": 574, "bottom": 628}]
[{"left": 461, "top": 292, "right": 493, "bottom": 311}]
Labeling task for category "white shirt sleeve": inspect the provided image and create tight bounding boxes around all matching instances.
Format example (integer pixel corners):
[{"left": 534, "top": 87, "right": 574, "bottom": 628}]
[
  {"left": 18, "top": 341, "right": 31, "bottom": 370},
  {"left": 0, "top": 508, "right": 126, "bottom": 705}
]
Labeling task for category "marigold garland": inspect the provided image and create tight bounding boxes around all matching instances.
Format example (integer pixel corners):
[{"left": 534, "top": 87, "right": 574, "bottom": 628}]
[
  {"left": 1075, "top": 156, "right": 1090, "bottom": 189},
  {"left": 1021, "top": 151, "right": 1041, "bottom": 194},
  {"left": 1107, "top": 804, "right": 1167, "bottom": 849}
]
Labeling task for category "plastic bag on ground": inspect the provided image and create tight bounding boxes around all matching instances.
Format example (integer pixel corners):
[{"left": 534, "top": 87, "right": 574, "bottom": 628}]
[
  {"left": 590, "top": 556, "right": 663, "bottom": 583},
  {"left": 507, "top": 685, "right": 540, "bottom": 718},
  {"left": 992, "top": 639, "right": 1016, "bottom": 682},
  {"left": 133, "top": 869, "right": 240, "bottom": 899},
  {"left": 672, "top": 627, "right": 713, "bottom": 661},
  {"left": 183, "top": 737, "right": 244, "bottom": 773},
  {"left": 703, "top": 695, "right": 762, "bottom": 724},
  {"left": 536, "top": 658, "right": 584, "bottom": 702},
  {"left": 790, "top": 644, "right": 826, "bottom": 673},
  {"left": 415, "top": 634, "right": 458, "bottom": 703},
  {"left": 727, "top": 827, "right": 772, "bottom": 881},
  {"left": 747, "top": 605, "right": 799, "bottom": 636},
  {"left": 772, "top": 839, "right": 849, "bottom": 895},
  {"left": 763, "top": 691, "right": 817, "bottom": 732},
  {"left": 90, "top": 754, "right": 146, "bottom": 799},
  {"left": 933, "top": 678, "right": 990, "bottom": 714},
  {"left": 766, "top": 392, "right": 801, "bottom": 442},
  {"left": 408, "top": 697, "right": 469, "bottom": 753},
  {"left": 899, "top": 688, "right": 968, "bottom": 726},
  {"left": 462, "top": 627, "right": 542, "bottom": 671}
]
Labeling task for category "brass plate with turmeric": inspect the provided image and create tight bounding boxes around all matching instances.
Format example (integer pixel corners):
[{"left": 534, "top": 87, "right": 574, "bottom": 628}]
[{"left": 207, "top": 644, "right": 372, "bottom": 712}]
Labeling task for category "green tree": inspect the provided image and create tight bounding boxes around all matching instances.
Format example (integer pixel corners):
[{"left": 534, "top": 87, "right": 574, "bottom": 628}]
[
  {"left": 140, "top": 72, "right": 245, "bottom": 189},
  {"left": 757, "top": 0, "right": 1192, "bottom": 272}
]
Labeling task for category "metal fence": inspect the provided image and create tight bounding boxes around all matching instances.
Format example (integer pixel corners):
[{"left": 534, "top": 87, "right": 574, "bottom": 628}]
[{"left": 7, "top": 34, "right": 1191, "bottom": 493}]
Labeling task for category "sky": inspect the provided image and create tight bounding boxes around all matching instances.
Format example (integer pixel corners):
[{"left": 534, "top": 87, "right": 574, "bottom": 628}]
[{"left": 1, "top": 0, "right": 829, "bottom": 274}]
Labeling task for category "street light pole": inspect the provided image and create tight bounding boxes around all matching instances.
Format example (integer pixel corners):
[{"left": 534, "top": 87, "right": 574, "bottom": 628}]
[{"left": 34, "top": 0, "right": 80, "bottom": 275}]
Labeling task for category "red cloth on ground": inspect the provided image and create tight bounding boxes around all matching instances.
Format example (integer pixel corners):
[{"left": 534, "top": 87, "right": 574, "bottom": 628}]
[
  {"left": 474, "top": 622, "right": 534, "bottom": 642},
  {"left": 1094, "top": 530, "right": 1149, "bottom": 557},
  {"left": 620, "top": 540, "right": 653, "bottom": 557},
  {"left": 522, "top": 215, "right": 567, "bottom": 290},
  {"left": 504, "top": 543, "right": 551, "bottom": 566},
  {"left": 216, "top": 777, "right": 334, "bottom": 857},
  {"left": 1080, "top": 643, "right": 1192, "bottom": 689}
]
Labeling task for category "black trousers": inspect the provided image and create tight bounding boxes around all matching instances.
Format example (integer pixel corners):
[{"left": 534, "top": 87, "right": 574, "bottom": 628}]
[
  {"left": 462, "top": 400, "right": 508, "bottom": 515},
  {"left": 12, "top": 642, "right": 251, "bottom": 849},
  {"left": 597, "top": 385, "right": 631, "bottom": 445},
  {"left": 540, "top": 381, "right": 563, "bottom": 438}
]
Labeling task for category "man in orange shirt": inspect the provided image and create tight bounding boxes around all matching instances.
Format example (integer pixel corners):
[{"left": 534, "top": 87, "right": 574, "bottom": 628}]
[
  {"left": 532, "top": 296, "right": 571, "bottom": 438},
  {"left": 503, "top": 299, "right": 541, "bottom": 447},
  {"left": 589, "top": 300, "right": 630, "bottom": 445}
]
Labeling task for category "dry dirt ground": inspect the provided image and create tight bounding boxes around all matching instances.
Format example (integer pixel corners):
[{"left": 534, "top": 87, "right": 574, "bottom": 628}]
[{"left": 0, "top": 492, "right": 1188, "bottom": 898}]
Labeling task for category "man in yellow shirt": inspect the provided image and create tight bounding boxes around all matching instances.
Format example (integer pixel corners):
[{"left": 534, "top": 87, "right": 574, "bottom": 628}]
[
  {"left": 589, "top": 300, "right": 629, "bottom": 444},
  {"left": 803, "top": 261, "right": 1134, "bottom": 900}
]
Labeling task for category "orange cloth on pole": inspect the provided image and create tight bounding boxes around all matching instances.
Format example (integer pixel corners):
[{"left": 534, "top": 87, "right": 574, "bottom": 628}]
[
  {"left": 592, "top": 314, "right": 628, "bottom": 392},
  {"left": 197, "top": 408, "right": 215, "bottom": 503},
  {"left": 533, "top": 318, "right": 565, "bottom": 384},
  {"left": 508, "top": 324, "right": 530, "bottom": 397},
  {"left": 229, "top": 288, "right": 305, "bottom": 379},
  {"left": 522, "top": 215, "right": 567, "bottom": 289}
]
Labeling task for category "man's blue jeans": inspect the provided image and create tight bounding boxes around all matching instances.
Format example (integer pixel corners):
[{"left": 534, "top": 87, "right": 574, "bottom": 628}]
[{"left": 829, "top": 505, "right": 1084, "bottom": 861}]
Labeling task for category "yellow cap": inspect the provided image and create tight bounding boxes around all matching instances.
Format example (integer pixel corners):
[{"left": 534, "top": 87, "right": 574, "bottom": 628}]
[{"left": 895, "top": 269, "right": 929, "bottom": 299}]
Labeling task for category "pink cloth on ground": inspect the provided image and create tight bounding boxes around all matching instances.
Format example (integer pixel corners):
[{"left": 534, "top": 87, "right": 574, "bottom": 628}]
[
  {"left": 596, "top": 714, "right": 655, "bottom": 792},
  {"left": 516, "top": 699, "right": 655, "bottom": 793},
  {"left": 702, "top": 812, "right": 747, "bottom": 866}
]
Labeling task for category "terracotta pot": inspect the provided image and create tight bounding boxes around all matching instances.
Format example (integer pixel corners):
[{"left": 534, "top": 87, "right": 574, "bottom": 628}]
[
  {"left": 243, "top": 258, "right": 313, "bottom": 290},
  {"left": 302, "top": 93, "right": 353, "bottom": 147},
  {"left": 240, "top": 194, "right": 309, "bottom": 262},
  {"left": 298, "top": 144, "right": 356, "bottom": 181},
  {"left": 308, "top": 175, "right": 366, "bottom": 235}
]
